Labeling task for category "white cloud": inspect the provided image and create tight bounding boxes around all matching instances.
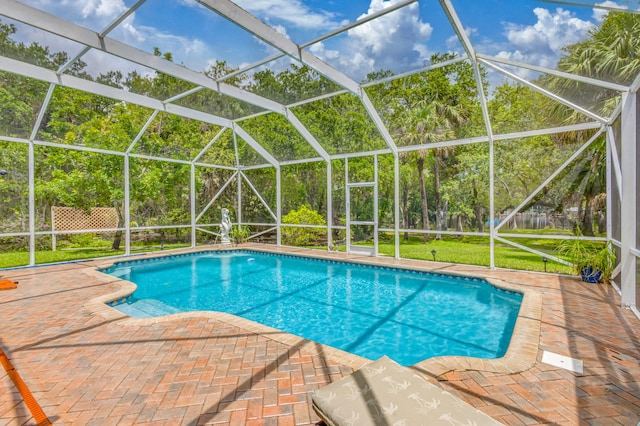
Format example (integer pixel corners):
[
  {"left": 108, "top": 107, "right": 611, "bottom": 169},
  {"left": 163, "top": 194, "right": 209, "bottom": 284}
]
[
  {"left": 22, "top": 0, "right": 128, "bottom": 29},
  {"left": 496, "top": 7, "right": 594, "bottom": 70},
  {"left": 82, "top": 48, "right": 154, "bottom": 79},
  {"left": 593, "top": 1, "right": 627, "bottom": 22},
  {"left": 446, "top": 27, "right": 477, "bottom": 53},
  {"left": 233, "top": 0, "right": 340, "bottom": 30},
  {"left": 309, "top": 42, "right": 343, "bottom": 61},
  {"left": 309, "top": 0, "right": 433, "bottom": 82},
  {"left": 272, "top": 25, "right": 290, "bottom": 38},
  {"left": 81, "top": 0, "right": 127, "bottom": 20}
]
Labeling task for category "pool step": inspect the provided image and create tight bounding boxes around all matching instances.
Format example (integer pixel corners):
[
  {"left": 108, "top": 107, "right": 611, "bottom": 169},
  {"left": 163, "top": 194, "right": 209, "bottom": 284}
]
[{"left": 114, "top": 299, "right": 181, "bottom": 318}]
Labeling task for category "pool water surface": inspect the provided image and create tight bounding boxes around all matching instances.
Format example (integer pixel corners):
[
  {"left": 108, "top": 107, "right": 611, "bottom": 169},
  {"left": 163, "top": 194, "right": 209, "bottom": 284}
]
[{"left": 102, "top": 250, "right": 522, "bottom": 366}]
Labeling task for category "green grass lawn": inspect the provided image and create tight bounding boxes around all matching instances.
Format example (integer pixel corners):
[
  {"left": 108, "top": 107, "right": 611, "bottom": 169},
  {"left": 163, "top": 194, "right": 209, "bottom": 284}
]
[
  {"left": 1, "top": 233, "right": 574, "bottom": 275},
  {"left": 378, "top": 239, "right": 572, "bottom": 274},
  {"left": 0, "top": 243, "right": 192, "bottom": 269},
  {"left": 352, "top": 232, "right": 575, "bottom": 274}
]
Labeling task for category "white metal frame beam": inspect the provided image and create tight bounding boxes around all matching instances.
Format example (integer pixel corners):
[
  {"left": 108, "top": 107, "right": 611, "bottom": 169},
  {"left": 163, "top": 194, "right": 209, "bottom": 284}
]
[
  {"left": 360, "top": 55, "right": 469, "bottom": 89},
  {"left": 606, "top": 126, "right": 624, "bottom": 201},
  {"left": 197, "top": 0, "right": 399, "bottom": 156},
  {"left": 285, "top": 109, "right": 330, "bottom": 162},
  {"left": 478, "top": 54, "right": 629, "bottom": 93},
  {"left": 440, "top": 0, "right": 499, "bottom": 267},
  {"left": 539, "top": 0, "right": 640, "bottom": 14},
  {"left": 479, "top": 58, "right": 608, "bottom": 123},
  {"left": 57, "top": 0, "right": 147, "bottom": 75},
  {"left": 0, "top": 56, "right": 233, "bottom": 128},
  {"left": 439, "top": 0, "right": 477, "bottom": 61},
  {"left": 0, "top": 0, "right": 285, "bottom": 114},
  {"left": 232, "top": 123, "right": 278, "bottom": 167},
  {"left": 195, "top": 171, "right": 238, "bottom": 223},
  {"left": 126, "top": 111, "right": 159, "bottom": 154},
  {"left": 495, "top": 127, "right": 606, "bottom": 231},
  {"left": 620, "top": 92, "right": 637, "bottom": 308},
  {"left": 193, "top": 128, "right": 228, "bottom": 163},
  {"left": 217, "top": 0, "right": 417, "bottom": 85},
  {"left": 361, "top": 92, "right": 399, "bottom": 156},
  {"left": 198, "top": 0, "right": 360, "bottom": 94},
  {"left": 240, "top": 171, "right": 277, "bottom": 222},
  {"left": 197, "top": 0, "right": 300, "bottom": 59}
]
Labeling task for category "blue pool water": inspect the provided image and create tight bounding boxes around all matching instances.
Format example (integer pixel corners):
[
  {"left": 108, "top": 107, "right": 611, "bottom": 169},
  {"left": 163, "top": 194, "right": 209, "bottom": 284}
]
[{"left": 102, "top": 250, "right": 522, "bottom": 366}]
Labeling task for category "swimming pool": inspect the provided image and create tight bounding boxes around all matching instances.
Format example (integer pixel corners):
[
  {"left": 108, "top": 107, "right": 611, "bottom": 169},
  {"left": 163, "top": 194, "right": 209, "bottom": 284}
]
[{"left": 101, "top": 250, "right": 522, "bottom": 366}]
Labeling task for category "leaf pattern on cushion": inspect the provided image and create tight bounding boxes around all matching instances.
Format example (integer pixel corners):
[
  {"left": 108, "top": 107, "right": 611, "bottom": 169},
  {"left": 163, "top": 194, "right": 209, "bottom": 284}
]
[
  {"left": 314, "top": 390, "right": 337, "bottom": 406},
  {"left": 361, "top": 363, "right": 387, "bottom": 376},
  {"left": 381, "top": 375, "right": 411, "bottom": 393},
  {"left": 381, "top": 402, "right": 399, "bottom": 416},
  {"left": 408, "top": 392, "right": 440, "bottom": 413},
  {"left": 342, "top": 381, "right": 372, "bottom": 399}
]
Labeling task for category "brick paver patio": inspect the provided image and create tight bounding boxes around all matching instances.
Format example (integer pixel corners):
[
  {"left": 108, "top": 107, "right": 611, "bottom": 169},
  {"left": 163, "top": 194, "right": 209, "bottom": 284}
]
[{"left": 1, "top": 244, "right": 639, "bottom": 425}]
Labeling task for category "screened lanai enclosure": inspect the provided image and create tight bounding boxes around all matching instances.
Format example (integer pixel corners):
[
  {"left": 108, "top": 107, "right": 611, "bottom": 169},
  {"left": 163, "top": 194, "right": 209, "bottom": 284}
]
[{"left": 0, "top": 0, "right": 639, "bottom": 316}]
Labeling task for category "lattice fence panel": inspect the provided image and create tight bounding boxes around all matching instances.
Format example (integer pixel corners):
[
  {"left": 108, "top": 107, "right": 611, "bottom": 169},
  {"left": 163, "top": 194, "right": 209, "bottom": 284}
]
[{"left": 52, "top": 207, "right": 118, "bottom": 232}]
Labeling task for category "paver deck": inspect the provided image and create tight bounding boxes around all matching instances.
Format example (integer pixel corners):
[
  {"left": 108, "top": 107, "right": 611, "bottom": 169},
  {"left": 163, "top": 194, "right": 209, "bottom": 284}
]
[{"left": 1, "top": 244, "right": 639, "bottom": 425}]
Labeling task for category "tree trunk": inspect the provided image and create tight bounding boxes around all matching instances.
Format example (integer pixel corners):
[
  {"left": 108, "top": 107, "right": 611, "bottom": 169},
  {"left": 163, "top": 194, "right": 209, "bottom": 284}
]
[
  {"left": 402, "top": 184, "right": 409, "bottom": 241},
  {"left": 474, "top": 206, "right": 484, "bottom": 233},
  {"left": 597, "top": 211, "right": 606, "bottom": 234},
  {"left": 433, "top": 155, "right": 442, "bottom": 240},
  {"left": 472, "top": 180, "right": 483, "bottom": 232},
  {"left": 112, "top": 202, "right": 124, "bottom": 250},
  {"left": 417, "top": 157, "right": 430, "bottom": 242},
  {"left": 442, "top": 199, "right": 448, "bottom": 230},
  {"left": 456, "top": 215, "right": 463, "bottom": 232},
  {"left": 582, "top": 196, "right": 595, "bottom": 236}
]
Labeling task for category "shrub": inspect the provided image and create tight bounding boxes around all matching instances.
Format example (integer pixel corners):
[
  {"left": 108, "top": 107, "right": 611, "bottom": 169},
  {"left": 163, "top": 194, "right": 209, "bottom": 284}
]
[{"left": 282, "top": 205, "right": 326, "bottom": 246}]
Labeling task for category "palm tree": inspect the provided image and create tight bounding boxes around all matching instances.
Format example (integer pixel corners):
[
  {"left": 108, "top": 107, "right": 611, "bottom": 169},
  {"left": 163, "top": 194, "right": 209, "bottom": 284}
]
[
  {"left": 396, "top": 100, "right": 464, "bottom": 241},
  {"left": 544, "top": 12, "right": 640, "bottom": 125},
  {"left": 542, "top": 12, "right": 640, "bottom": 235}
]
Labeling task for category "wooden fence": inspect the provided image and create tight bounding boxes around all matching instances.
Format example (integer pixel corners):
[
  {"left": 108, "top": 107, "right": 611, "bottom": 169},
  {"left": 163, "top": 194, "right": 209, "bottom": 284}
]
[{"left": 51, "top": 207, "right": 118, "bottom": 250}]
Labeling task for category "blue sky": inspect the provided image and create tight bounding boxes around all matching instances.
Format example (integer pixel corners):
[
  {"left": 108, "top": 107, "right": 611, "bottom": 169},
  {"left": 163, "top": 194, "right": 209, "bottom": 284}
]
[{"left": 14, "top": 0, "right": 625, "bottom": 84}]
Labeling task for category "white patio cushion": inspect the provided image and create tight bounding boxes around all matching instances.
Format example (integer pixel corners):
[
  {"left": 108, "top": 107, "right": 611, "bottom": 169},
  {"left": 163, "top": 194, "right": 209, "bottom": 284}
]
[{"left": 312, "top": 356, "right": 503, "bottom": 426}]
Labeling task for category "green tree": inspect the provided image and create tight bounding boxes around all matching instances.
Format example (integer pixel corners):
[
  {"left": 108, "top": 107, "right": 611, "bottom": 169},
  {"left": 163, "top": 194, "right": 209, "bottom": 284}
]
[{"left": 282, "top": 204, "right": 326, "bottom": 246}]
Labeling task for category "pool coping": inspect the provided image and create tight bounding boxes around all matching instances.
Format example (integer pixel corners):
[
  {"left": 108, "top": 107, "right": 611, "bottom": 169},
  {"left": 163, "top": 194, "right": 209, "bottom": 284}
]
[{"left": 86, "top": 245, "right": 541, "bottom": 377}]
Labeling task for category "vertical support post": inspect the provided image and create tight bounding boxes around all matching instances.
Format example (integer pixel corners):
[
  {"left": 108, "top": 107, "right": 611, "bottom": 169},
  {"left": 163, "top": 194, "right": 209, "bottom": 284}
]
[
  {"left": 345, "top": 158, "right": 350, "bottom": 254},
  {"left": 237, "top": 170, "right": 242, "bottom": 231},
  {"left": 327, "top": 160, "right": 332, "bottom": 249},
  {"left": 489, "top": 139, "right": 495, "bottom": 268},
  {"left": 51, "top": 207, "right": 56, "bottom": 251},
  {"left": 124, "top": 155, "right": 131, "bottom": 255},
  {"left": 232, "top": 131, "right": 241, "bottom": 231},
  {"left": 190, "top": 163, "right": 196, "bottom": 248},
  {"left": 374, "top": 155, "right": 379, "bottom": 256},
  {"left": 276, "top": 165, "right": 282, "bottom": 246},
  {"left": 28, "top": 83, "right": 55, "bottom": 266},
  {"left": 606, "top": 128, "right": 613, "bottom": 242},
  {"left": 394, "top": 154, "right": 400, "bottom": 259},
  {"left": 28, "top": 141, "right": 35, "bottom": 266},
  {"left": 620, "top": 92, "right": 637, "bottom": 308}
]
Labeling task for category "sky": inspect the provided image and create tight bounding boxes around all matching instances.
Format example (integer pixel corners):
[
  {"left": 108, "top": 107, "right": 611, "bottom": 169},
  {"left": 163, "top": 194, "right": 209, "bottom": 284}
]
[{"left": 9, "top": 0, "right": 632, "bottom": 86}]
